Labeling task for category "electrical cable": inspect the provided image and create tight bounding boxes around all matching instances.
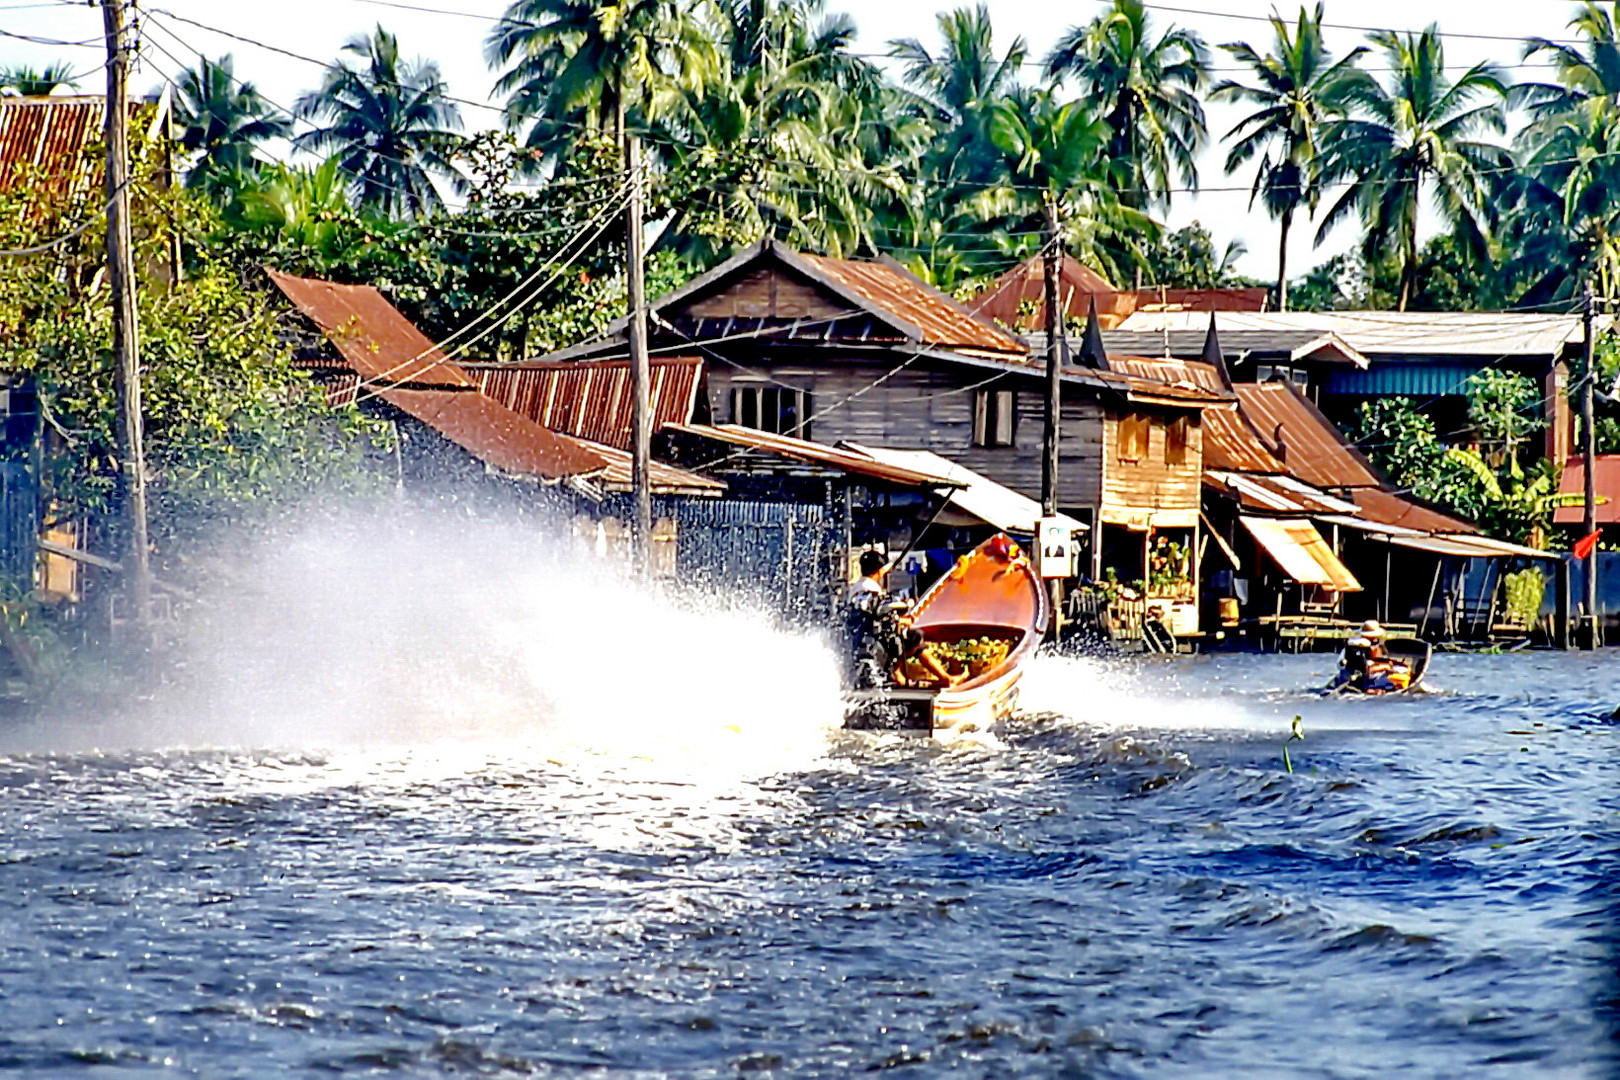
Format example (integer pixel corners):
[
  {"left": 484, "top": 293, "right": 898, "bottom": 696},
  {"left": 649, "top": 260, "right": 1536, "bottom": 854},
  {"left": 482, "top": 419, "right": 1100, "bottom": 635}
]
[{"left": 345, "top": 176, "right": 637, "bottom": 404}]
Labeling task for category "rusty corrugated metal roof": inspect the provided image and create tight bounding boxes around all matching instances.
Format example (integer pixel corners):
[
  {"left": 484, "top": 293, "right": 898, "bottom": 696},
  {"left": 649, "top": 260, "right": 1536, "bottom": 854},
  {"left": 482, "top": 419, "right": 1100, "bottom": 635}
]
[
  {"left": 0, "top": 96, "right": 104, "bottom": 201},
  {"left": 560, "top": 434, "right": 724, "bottom": 496},
  {"left": 972, "top": 254, "right": 1268, "bottom": 331},
  {"left": 1203, "top": 401, "right": 1287, "bottom": 473},
  {"left": 1349, "top": 488, "right": 1477, "bottom": 535},
  {"left": 798, "top": 252, "right": 1029, "bottom": 357},
  {"left": 469, "top": 356, "right": 701, "bottom": 450},
  {"left": 959, "top": 253, "right": 1122, "bottom": 332},
  {"left": 1100, "top": 355, "right": 1230, "bottom": 395},
  {"left": 1553, "top": 455, "right": 1620, "bottom": 524},
  {"left": 375, "top": 388, "right": 609, "bottom": 480},
  {"left": 667, "top": 424, "right": 961, "bottom": 488},
  {"left": 1233, "top": 382, "right": 1382, "bottom": 491},
  {"left": 267, "top": 269, "right": 472, "bottom": 388},
  {"left": 0, "top": 94, "right": 169, "bottom": 203},
  {"left": 1206, "top": 471, "right": 1359, "bottom": 516},
  {"left": 267, "top": 269, "right": 615, "bottom": 481}
]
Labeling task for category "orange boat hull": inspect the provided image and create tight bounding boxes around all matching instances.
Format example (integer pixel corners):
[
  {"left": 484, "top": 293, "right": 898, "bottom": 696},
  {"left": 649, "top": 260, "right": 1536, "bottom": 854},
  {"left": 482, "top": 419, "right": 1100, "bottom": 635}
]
[{"left": 904, "top": 535, "right": 1049, "bottom": 732}]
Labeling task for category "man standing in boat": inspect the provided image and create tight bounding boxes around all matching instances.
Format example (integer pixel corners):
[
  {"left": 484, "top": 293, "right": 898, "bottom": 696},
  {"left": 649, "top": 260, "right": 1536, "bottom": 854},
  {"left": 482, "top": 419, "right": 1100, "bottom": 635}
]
[
  {"left": 843, "top": 550, "right": 959, "bottom": 689},
  {"left": 845, "top": 550, "right": 898, "bottom": 688}
]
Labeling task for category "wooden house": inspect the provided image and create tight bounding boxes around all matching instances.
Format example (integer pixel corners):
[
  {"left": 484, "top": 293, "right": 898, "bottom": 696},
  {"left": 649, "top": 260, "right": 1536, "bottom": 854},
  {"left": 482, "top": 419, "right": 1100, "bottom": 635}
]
[
  {"left": 266, "top": 270, "right": 722, "bottom": 574},
  {"left": 1117, "top": 309, "right": 1607, "bottom": 466},
  {"left": 530, "top": 239, "right": 1229, "bottom": 634}
]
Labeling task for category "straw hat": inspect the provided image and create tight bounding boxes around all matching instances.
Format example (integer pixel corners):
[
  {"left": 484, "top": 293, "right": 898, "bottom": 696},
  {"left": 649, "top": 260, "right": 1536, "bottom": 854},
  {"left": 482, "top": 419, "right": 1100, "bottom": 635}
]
[
  {"left": 1359, "top": 619, "right": 1385, "bottom": 638},
  {"left": 1347, "top": 635, "right": 1372, "bottom": 648}
]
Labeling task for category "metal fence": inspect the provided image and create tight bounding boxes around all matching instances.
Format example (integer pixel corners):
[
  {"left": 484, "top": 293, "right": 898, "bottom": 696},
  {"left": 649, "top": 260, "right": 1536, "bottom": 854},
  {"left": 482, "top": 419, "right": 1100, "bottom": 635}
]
[
  {"left": 0, "top": 462, "right": 37, "bottom": 591},
  {"left": 668, "top": 498, "right": 845, "bottom": 623}
]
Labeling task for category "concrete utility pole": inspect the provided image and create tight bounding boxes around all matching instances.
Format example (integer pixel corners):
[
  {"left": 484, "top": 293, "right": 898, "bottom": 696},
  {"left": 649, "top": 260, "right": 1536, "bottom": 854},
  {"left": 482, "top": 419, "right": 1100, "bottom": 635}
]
[
  {"left": 623, "top": 129, "right": 652, "bottom": 576},
  {"left": 102, "top": 0, "right": 152, "bottom": 633},
  {"left": 1581, "top": 281, "right": 1600, "bottom": 648}
]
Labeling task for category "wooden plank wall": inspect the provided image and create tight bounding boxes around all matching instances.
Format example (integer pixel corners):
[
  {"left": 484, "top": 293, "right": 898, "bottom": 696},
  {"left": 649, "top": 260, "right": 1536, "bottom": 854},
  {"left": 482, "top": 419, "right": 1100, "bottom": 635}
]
[
  {"left": 705, "top": 359, "right": 1104, "bottom": 509},
  {"left": 679, "top": 267, "right": 850, "bottom": 320},
  {"left": 1100, "top": 410, "right": 1203, "bottom": 514}
]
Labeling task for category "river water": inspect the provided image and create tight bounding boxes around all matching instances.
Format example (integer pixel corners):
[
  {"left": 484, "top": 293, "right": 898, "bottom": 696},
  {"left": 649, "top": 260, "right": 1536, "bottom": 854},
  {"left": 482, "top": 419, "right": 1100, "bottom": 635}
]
[{"left": 0, "top": 538, "right": 1615, "bottom": 1077}]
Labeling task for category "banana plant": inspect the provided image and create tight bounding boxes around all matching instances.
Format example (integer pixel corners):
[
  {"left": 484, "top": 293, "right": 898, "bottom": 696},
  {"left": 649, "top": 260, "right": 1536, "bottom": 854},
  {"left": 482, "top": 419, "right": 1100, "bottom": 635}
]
[{"left": 1443, "top": 447, "right": 1595, "bottom": 546}]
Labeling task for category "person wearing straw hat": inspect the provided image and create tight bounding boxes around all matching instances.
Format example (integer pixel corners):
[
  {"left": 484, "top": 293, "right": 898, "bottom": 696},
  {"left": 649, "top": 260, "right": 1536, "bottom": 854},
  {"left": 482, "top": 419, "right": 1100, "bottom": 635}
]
[{"left": 1335, "top": 619, "right": 1410, "bottom": 693}]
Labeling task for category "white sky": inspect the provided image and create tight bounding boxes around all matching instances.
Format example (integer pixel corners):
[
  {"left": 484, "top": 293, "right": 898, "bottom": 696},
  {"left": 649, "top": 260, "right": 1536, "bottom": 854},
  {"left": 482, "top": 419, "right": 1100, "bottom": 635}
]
[{"left": 0, "top": 0, "right": 1592, "bottom": 282}]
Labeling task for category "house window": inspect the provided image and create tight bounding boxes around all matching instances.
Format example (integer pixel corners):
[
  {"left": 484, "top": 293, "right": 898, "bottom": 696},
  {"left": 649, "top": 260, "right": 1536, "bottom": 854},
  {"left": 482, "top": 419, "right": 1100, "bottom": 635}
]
[
  {"left": 730, "top": 385, "right": 813, "bottom": 438},
  {"left": 1118, "top": 412, "right": 1150, "bottom": 462},
  {"left": 972, "top": 389, "right": 1016, "bottom": 447},
  {"left": 1165, "top": 415, "right": 1189, "bottom": 465}
]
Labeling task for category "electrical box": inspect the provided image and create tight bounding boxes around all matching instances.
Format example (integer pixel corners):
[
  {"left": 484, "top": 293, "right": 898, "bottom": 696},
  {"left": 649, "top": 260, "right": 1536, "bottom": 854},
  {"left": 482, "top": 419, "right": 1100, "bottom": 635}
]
[{"left": 1035, "top": 517, "right": 1074, "bottom": 579}]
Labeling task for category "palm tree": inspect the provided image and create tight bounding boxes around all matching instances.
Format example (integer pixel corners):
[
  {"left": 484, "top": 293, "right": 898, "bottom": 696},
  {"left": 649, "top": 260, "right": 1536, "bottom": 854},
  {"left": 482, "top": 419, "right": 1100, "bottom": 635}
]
[
  {"left": 293, "top": 25, "right": 463, "bottom": 218},
  {"left": 1519, "top": 1, "right": 1620, "bottom": 114},
  {"left": 890, "top": 5, "right": 1026, "bottom": 192},
  {"left": 1508, "top": 1, "right": 1620, "bottom": 303},
  {"left": 0, "top": 62, "right": 77, "bottom": 96},
  {"left": 1045, "top": 0, "right": 1208, "bottom": 212},
  {"left": 485, "top": 0, "right": 717, "bottom": 165},
  {"left": 1213, "top": 4, "right": 1364, "bottom": 310},
  {"left": 1315, "top": 26, "right": 1508, "bottom": 311},
  {"left": 888, "top": 6, "right": 1030, "bottom": 281},
  {"left": 173, "top": 54, "right": 291, "bottom": 196},
  {"left": 982, "top": 88, "right": 1154, "bottom": 288},
  {"left": 660, "top": 0, "right": 923, "bottom": 261}
]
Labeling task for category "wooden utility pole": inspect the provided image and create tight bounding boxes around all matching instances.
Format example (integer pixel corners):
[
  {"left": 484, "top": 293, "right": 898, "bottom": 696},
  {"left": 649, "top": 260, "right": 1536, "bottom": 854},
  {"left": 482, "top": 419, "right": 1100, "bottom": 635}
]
[
  {"left": 623, "top": 128, "right": 652, "bottom": 576},
  {"left": 1040, "top": 201, "right": 1062, "bottom": 517},
  {"left": 1040, "top": 200, "right": 1068, "bottom": 630},
  {"left": 1581, "top": 281, "right": 1600, "bottom": 648},
  {"left": 102, "top": 0, "right": 152, "bottom": 632}
]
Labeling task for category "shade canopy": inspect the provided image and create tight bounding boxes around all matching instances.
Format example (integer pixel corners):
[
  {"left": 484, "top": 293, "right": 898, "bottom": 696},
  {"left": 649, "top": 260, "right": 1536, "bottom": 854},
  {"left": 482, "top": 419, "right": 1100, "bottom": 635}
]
[
  {"left": 845, "top": 445, "right": 1088, "bottom": 536},
  {"left": 1239, "top": 516, "right": 1361, "bottom": 591}
]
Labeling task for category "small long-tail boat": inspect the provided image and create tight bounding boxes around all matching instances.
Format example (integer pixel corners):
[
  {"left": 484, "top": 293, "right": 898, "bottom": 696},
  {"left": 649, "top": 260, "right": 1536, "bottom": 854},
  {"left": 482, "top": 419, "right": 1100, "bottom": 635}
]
[
  {"left": 1326, "top": 637, "right": 1433, "bottom": 695},
  {"left": 844, "top": 534, "right": 1050, "bottom": 733}
]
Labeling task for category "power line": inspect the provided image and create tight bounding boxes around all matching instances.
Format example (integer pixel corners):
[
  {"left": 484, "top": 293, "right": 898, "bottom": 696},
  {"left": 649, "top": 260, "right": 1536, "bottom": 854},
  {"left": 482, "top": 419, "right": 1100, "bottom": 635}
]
[
  {"left": 1105, "top": 0, "right": 1596, "bottom": 49},
  {"left": 146, "top": 6, "right": 508, "bottom": 117}
]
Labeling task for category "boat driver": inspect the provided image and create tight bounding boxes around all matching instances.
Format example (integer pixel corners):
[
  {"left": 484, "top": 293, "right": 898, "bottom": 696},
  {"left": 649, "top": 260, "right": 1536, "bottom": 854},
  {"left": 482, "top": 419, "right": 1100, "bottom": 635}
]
[
  {"left": 1338, "top": 620, "right": 1401, "bottom": 693},
  {"left": 846, "top": 550, "right": 902, "bottom": 688}
]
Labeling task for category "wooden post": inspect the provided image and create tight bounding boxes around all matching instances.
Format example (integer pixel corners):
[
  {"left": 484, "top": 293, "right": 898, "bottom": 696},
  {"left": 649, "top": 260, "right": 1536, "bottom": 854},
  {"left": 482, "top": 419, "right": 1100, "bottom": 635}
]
[
  {"left": 102, "top": 0, "right": 152, "bottom": 633},
  {"left": 1040, "top": 201, "right": 1062, "bottom": 518},
  {"left": 1582, "top": 282, "right": 1600, "bottom": 647},
  {"left": 624, "top": 129, "right": 651, "bottom": 575},
  {"left": 1040, "top": 201, "right": 1067, "bottom": 631}
]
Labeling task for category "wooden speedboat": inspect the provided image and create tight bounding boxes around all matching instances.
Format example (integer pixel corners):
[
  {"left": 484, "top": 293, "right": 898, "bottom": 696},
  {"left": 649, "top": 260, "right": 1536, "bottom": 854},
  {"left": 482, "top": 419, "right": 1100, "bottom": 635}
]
[
  {"left": 1327, "top": 637, "right": 1432, "bottom": 695},
  {"left": 845, "top": 534, "right": 1050, "bottom": 733}
]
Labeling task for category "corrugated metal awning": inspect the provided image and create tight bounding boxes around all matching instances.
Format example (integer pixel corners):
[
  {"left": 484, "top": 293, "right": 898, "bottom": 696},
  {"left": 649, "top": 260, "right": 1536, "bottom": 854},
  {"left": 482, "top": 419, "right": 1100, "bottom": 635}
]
[
  {"left": 843, "top": 445, "right": 1087, "bottom": 535},
  {"left": 1371, "top": 534, "right": 1557, "bottom": 560},
  {"left": 1239, "top": 516, "right": 1361, "bottom": 591}
]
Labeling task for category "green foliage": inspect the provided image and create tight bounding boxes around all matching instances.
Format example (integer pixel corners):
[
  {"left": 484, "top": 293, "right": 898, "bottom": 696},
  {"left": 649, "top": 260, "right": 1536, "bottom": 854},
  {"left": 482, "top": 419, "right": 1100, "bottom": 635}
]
[
  {"left": 1503, "top": 566, "right": 1546, "bottom": 627},
  {"left": 1465, "top": 369, "right": 1544, "bottom": 466},
  {"left": 1347, "top": 397, "right": 1483, "bottom": 517},
  {"left": 0, "top": 166, "right": 388, "bottom": 554},
  {"left": 1141, "top": 223, "right": 1256, "bottom": 289}
]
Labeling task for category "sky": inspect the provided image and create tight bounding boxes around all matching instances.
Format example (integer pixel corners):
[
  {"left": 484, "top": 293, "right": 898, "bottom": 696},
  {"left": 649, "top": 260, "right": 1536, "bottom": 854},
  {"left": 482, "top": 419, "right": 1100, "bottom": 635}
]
[{"left": 0, "top": 0, "right": 1598, "bottom": 283}]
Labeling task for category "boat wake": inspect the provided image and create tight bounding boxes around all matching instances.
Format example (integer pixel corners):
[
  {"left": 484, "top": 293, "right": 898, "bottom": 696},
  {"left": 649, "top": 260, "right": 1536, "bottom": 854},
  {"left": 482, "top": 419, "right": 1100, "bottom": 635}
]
[{"left": 1, "top": 507, "right": 846, "bottom": 789}]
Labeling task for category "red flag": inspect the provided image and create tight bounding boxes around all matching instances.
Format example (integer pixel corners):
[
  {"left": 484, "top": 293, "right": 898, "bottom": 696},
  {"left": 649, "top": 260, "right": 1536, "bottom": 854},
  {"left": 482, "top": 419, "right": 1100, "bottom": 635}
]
[{"left": 1574, "top": 528, "right": 1603, "bottom": 560}]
